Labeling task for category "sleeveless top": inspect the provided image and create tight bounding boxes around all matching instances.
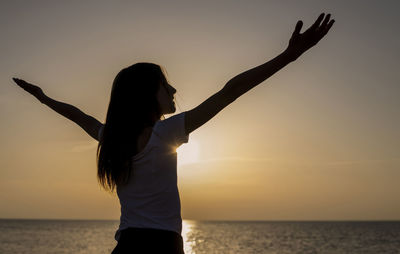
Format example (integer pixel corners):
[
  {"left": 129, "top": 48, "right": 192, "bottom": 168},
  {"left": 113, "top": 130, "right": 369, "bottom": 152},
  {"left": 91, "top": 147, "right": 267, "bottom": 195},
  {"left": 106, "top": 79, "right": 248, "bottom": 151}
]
[{"left": 98, "top": 112, "right": 189, "bottom": 241}]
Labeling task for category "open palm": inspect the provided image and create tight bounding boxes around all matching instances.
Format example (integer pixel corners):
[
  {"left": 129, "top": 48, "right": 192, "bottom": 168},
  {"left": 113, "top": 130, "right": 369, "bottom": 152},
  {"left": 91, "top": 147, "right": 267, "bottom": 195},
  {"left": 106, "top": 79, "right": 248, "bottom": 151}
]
[{"left": 285, "top": 13, "right": 335, "bottom": 61}]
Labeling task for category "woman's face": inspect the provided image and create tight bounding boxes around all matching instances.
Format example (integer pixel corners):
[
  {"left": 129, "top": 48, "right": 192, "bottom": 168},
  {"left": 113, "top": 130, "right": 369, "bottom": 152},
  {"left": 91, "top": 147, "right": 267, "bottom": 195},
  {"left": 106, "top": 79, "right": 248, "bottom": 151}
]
[{"left": 157, "top": 79, "right": 177, "bottom": 114}]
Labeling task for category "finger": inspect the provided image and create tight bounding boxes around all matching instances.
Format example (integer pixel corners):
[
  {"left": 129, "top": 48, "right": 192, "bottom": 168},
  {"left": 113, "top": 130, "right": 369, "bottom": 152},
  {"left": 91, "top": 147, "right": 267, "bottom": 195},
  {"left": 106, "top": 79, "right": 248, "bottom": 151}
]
[
  {"left": 18, "top": 79, "right": 29, "bottom": 85},
  {"left": 322, "top": 19, "right": 335, "bottom": 35},
  {"left": 292, "top": 20, "right": 303, "bottom": 36},
  {"left": 310, "top": 13, "right": 325, "bottom": 30},
  {"left": 12, "top": 78, "right": 21, "bottom": 84},
  {"left": 12, "top": 78, "right": 22, "bottom": 85},
  {"left": 319, "top": 13, "right": 331, "bottom": 30},
  {"left": 13, "top": 78, "right": 28, "bottom": 87}
]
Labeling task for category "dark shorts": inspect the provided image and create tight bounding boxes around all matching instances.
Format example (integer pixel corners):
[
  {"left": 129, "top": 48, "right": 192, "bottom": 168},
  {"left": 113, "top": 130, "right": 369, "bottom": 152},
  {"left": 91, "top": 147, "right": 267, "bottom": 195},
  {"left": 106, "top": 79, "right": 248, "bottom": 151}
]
[{"left": 111, "top": 227, "right": 185, "bottom": 254}]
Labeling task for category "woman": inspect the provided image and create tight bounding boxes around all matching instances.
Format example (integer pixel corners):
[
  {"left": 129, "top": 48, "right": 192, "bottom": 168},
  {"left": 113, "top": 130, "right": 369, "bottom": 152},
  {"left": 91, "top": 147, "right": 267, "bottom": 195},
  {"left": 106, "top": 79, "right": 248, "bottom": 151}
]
[{"left": 13, "top": 13, "right": 334, "bottom": 253}]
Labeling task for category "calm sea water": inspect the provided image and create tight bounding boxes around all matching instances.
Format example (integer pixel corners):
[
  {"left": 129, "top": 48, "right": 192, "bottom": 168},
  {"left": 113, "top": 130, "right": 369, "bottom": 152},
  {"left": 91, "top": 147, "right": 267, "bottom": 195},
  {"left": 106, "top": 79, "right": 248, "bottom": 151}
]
[{"left": 0, "top": 219, "right": 399, "bottom": 254}]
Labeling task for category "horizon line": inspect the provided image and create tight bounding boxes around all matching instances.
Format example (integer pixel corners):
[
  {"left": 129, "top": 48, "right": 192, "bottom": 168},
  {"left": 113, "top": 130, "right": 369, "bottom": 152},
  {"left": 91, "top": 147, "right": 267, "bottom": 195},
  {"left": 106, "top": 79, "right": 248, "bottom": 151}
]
[{"left": 1, "top": 217, "right": 399, "bottom": 222}]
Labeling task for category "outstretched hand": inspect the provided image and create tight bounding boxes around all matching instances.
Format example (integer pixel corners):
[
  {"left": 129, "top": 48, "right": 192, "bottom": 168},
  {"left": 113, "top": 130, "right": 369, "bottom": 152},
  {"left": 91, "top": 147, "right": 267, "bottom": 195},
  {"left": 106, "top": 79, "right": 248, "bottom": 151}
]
[
  {"left": 284, "top": 13, "right": 335, "bottom": 61},
  {"left": 13, "top": 78, "right": 45, "bottom": 102}
]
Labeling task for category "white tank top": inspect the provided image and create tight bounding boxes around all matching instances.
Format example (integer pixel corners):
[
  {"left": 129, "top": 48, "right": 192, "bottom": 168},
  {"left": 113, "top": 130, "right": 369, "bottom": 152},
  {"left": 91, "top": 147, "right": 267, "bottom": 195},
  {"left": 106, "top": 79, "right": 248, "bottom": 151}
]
[{"left": 99, "top": 112, "right": 189, "bottom": 242}]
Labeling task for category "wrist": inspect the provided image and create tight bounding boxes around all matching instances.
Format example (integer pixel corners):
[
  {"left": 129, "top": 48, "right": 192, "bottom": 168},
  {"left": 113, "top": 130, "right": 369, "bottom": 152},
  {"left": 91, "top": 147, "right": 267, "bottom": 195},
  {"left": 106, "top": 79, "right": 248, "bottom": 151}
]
[
  {"left": 282, "top": 48, "right": 300, "bottom": 62},
  {"left": 37, "top": 93, "right": 47, "bottom": 104}
]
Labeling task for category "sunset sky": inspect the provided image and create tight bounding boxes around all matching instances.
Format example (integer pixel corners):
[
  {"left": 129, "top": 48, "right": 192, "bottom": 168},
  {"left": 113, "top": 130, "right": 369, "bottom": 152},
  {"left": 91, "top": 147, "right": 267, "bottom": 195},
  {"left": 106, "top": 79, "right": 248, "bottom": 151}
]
[{"left": 1, "top": 0, "right": 399, "bottom": 220}]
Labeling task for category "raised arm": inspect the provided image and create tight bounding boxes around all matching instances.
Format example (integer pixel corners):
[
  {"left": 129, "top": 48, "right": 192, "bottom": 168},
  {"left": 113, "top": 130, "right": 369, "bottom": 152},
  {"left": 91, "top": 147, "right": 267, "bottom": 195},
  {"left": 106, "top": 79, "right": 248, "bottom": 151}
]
[
  {"left": 184, "top": 13, "right": 334, "bottom": 135},
  {"left": 12, "top": 78, "right": 103, "bottom": 141}
]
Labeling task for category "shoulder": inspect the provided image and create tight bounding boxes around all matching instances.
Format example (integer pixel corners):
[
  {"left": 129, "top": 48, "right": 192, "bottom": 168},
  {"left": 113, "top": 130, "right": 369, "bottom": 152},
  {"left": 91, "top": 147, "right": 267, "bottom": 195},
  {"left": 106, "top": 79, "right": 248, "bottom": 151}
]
[{"left": 156, "top": 112, "right": 185, "bottom": 129}]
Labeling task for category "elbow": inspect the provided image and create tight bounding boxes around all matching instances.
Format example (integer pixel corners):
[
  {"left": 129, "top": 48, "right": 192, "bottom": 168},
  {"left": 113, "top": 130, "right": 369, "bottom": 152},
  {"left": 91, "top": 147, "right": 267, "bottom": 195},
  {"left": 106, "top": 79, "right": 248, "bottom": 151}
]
[
  {"left": 222, "top": 83, "right": 239, "bottom": 101},
  {"left": 220, "top": 86, "right": 237, "bottom": 106}
]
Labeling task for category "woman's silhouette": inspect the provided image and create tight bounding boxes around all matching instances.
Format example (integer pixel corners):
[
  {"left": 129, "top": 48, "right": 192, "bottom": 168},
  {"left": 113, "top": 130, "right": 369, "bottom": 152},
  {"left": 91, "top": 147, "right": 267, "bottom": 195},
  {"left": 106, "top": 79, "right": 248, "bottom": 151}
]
[{"left": 13, "top": 13, "right": 334, "bottom": 254}]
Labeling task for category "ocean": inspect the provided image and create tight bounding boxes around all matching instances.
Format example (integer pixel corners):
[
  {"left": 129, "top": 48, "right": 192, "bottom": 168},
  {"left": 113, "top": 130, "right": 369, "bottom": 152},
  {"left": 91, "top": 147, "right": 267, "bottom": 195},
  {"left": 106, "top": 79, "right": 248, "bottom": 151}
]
[{"left": 0, "top": 219, "right": 399, "bottom": 254}]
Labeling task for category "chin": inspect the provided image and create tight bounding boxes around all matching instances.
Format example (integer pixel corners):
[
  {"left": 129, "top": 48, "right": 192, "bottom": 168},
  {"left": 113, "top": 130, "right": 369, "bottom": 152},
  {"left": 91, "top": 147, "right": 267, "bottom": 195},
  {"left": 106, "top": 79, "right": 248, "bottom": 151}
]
[
  {"left": 161, "top": 102, "right": 176, "bottom": 114},
  {"left": 169, "top": 103, "right": 176, "bottom": 113}
]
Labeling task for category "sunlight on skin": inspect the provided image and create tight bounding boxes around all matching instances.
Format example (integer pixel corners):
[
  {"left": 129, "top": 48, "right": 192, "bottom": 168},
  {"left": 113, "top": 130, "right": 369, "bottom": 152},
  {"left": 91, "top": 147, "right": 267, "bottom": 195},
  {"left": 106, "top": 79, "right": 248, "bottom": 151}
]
[{"left": 177, "top": 139, "right": 200, "bottom": 166}]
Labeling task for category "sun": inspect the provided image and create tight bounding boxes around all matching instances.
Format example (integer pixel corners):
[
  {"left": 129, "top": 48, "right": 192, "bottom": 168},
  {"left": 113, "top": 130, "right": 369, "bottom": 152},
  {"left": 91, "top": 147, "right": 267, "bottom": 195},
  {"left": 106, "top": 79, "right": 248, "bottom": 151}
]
[{"left": 177, "top": 139, "right": 200, "bottom": 165}]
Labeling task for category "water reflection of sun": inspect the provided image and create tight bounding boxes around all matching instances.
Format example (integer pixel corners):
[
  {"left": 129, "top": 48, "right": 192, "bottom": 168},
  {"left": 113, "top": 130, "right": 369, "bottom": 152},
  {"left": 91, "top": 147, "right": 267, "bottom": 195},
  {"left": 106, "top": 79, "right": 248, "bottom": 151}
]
[
  {"left": 182, "top": 220, "right": 197, "bottom": 254},
  {"left": 177, "top": 139, "right": 200, "bottom": 165}
]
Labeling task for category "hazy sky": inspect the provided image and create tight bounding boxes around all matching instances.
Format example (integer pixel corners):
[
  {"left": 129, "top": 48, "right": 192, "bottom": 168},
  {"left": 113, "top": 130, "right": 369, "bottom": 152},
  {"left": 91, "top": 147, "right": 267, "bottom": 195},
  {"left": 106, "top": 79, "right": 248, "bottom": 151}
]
[{"left": 1, "top": 0, "right": 399, "bottom": 220}]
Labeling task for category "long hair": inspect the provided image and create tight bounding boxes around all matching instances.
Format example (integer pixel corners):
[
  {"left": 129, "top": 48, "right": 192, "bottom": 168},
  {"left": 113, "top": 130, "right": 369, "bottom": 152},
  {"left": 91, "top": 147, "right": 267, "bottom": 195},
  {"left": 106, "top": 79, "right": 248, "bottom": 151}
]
[{"left": 97, "top": 62, "right": 167, "bottom": 193}]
